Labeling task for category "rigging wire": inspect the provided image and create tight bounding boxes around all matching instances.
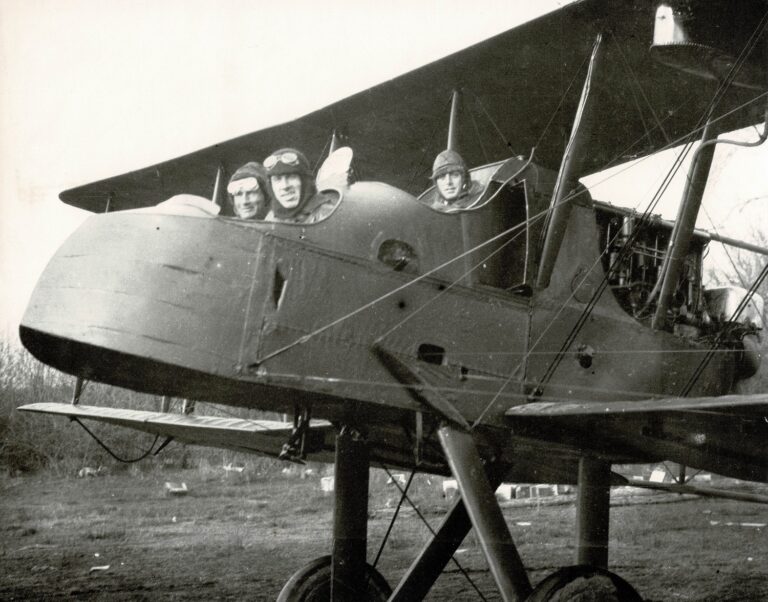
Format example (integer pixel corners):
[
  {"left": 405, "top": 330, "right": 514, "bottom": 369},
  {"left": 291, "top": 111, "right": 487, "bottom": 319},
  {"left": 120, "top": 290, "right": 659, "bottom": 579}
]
[
  {"left": 532, "top": 52, "right": 592, "bottom": 151},
  {"left": 72, "top": 417, "right": 161, "bottom": 463},
  {"left": 701, "top": 204, "right": 767, "bottom": 330},
  {"left": 380, "top": 465, "right": 489, "bottom": 601},
  {"left": 608, "top": 29, "right": 671, "bottom": 145},
  {"left": 468, "top": 93, "right": 491, "bottom": 163},
  {"left": 662, "top": 461, "right": 703, "bottom": 485},
  {"left": 467, "top": 89, "right": 519, "bottom": 155},
  {"left": 627, "top": 74, "right": 654, "bottom": 149},
  {"left": 680, "top": 260, "right": 768, "bottom": 397},
  {"left": 257, "top": 369, "right": 688, "bottom": 407},
  {"left": 312, "top": 136, "right": 333, "bottom": 172},
  {"left": 371, "top": 470, "right": 416, "bottom": 568}
]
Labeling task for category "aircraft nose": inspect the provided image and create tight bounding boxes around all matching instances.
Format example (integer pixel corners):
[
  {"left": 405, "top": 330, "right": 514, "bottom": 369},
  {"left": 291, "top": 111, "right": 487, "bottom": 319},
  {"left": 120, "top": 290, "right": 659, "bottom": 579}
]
[{"left": 20, "top": 211, "right": 274, "bottom": 396}]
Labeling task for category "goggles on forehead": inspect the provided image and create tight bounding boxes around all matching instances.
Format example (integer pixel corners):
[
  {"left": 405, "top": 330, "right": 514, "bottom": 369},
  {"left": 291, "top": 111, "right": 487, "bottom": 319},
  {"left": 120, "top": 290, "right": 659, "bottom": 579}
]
[
  {"left": 264, "top": 151, "right": 300, "bottom": 170},
  {"left": 227, "top": 177, "right": 260, "bottom": 195}
]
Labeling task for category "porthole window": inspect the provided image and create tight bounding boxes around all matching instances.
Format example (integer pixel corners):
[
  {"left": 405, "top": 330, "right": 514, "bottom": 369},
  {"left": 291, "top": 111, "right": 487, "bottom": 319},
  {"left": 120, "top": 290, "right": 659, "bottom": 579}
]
[{"left": 377, "top": 240, "right": 418, "bottom": 273}]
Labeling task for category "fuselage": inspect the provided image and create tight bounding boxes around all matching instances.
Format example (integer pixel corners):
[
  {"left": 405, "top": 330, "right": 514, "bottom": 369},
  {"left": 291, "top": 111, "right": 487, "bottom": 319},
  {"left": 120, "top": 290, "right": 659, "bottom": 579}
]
[{"left": 20, "top": 158, "right": 742, "bottom": 476}]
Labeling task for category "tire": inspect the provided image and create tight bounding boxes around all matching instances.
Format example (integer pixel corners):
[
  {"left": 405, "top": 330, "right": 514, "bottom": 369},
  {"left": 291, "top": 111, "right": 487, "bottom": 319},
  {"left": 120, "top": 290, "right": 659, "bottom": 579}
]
[
  {"left": 526, "top": 565, "right": 643, "bottom": 601},
  {"left": 277, "top": 555, "right": 391, "bottom": 602}
]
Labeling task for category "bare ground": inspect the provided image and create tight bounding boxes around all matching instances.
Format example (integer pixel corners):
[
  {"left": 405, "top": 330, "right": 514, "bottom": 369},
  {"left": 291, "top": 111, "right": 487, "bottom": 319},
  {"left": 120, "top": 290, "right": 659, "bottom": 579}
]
[{"left": 1, "top": 469, "right": 766, "bottom": 601}]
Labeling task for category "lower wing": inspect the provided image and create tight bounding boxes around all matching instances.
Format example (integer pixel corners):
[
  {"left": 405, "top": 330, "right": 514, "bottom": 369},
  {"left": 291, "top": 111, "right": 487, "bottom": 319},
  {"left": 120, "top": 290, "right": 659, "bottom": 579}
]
[
  {"left": 17, "top": 402, "right": 335, "bottom": 462},
  {"left": 506, "top": 394, "right": 768, "bottom": 483}
]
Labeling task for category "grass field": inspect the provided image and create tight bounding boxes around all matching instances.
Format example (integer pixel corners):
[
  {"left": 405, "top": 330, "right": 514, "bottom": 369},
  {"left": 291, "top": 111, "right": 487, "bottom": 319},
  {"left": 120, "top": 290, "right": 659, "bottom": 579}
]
[{"left": 1, "top": 467, "right": 766, "bottom": 601}]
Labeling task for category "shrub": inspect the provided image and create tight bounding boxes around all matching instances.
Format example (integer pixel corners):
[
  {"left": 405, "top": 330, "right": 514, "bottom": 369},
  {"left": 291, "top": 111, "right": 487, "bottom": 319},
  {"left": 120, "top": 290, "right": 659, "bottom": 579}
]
[{"left": 0, "top": 341, "right": 286, "bottom": 477}]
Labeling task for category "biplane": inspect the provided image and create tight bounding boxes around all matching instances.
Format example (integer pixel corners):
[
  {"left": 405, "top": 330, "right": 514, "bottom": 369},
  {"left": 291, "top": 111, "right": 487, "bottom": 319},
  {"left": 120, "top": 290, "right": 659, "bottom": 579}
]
[{"left": 17, "top": 0, "right": 768, "bottom": 599}]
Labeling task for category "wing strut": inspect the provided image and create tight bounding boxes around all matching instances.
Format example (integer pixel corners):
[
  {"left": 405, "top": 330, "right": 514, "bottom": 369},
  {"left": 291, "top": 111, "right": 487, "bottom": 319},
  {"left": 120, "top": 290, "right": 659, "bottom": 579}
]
[
  {"left": 536, "top": 33, "right": 605, "bottom": 289},
  {"left": 652, "top": 114, "right": 718, "bottom": 330},
  {"left": 211, "top": 164, "right": 225, "bottom": 209},
  {"left": 71, "top": 377, "right": 85, "bottom": 405},
  {"left": 447, "top": 89, "right": 461, "bottom": 152}
]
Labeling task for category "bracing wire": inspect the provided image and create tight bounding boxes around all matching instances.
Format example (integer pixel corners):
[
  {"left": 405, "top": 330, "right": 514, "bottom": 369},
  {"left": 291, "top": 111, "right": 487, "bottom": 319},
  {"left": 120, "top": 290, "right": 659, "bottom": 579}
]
[
  {"left": 680, "top": 261, "right": 768, "bottom": 397},
  {"left": 259, "top": 368, "right": 683, "bottom": 406},
  {"left": 372, "top": 470, "right": 416, "bottom": 568},
  {"left": 701, "top": 204, "right": 767, "bottom": 330},
  {"left": 380, "top": 466, "right": 489, "bottom": 601},
  {"left": 469, "top": 94, "right": 491, "bottom": 164},
  {"left": 72, "top": 418, "right": 161, "bottom": 463},
  {"left": 608, "top": 28, "right": 671, "bottom": 145}
]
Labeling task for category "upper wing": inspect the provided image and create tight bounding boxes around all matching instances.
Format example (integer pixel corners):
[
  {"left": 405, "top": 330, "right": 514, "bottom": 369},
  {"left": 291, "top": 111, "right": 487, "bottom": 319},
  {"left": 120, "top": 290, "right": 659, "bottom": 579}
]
[
  {"left": 61, "top": 0, "right": 767, "bottom": 212},
  {"left": 17, "top": 402, "right": 336, "bottom": 462},
  {"left": 506, "top": 394, "right": 768, "bottom": 483}
]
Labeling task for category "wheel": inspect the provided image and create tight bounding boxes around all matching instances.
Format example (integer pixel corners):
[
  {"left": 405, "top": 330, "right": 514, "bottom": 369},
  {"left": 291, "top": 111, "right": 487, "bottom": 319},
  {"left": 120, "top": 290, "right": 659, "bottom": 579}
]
[
  {"left": 277, "top": 555, "right": 392, "bottom": 602},
  {"left": 526, "top": 565, "right": 643, "bottom": 601}
]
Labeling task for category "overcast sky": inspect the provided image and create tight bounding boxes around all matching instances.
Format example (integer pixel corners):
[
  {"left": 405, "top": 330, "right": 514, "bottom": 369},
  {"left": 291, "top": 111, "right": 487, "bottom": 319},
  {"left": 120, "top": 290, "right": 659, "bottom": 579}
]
[{"left": 1, "top": 0, "right": 767, "bottom": 343}]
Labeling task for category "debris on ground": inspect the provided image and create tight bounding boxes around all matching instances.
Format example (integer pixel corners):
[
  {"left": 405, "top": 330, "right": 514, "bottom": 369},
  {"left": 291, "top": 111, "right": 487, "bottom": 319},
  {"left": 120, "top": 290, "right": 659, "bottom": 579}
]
[{"left": 164, "top": 482, "right": 189, "bottom": 496}]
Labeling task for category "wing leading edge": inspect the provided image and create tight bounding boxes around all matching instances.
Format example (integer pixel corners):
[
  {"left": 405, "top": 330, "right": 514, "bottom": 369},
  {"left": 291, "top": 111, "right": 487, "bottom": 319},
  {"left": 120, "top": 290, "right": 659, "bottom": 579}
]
[{"left": 506, "top": 394, "right": 768, "bottom": 483}]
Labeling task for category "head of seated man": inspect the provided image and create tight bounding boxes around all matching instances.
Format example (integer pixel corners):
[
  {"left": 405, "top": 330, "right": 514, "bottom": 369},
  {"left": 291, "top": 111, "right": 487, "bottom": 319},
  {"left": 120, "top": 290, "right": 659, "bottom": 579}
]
[
  {"left": 431, "top": 149, "right": 472, "bottom": 210},
  {"left": 227, "top": 162, "right": 270, "bottom": 220},
  {"left": 264, "top": 148, "right": 320, "bottom": 222}
]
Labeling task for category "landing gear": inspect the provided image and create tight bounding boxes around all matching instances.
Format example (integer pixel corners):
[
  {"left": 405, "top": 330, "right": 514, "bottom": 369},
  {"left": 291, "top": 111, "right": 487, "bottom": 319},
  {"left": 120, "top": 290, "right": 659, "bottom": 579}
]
[
  {"left": 278, "top": 426, "right": 391, "bottom": 601},
  {"left": 436, "top": 424, "right": 532, "bottom": 600},
  {"left": 279, "top": 419, "right": 643, "bottom": 601},
  {"left": 276, "top": 555, "right": 391, "bottom": 602},
  {"left": 575, "top": 457, "right": 611, "bottom": 568},
  {"left": 279, "top": 405, "right": 312, "bottom": 462},
  {"left": 389, "top": 443, "right": 643, "bottom": 601},
  {"left": 525, "top": 458, "right": 642, "bottom": 601}
]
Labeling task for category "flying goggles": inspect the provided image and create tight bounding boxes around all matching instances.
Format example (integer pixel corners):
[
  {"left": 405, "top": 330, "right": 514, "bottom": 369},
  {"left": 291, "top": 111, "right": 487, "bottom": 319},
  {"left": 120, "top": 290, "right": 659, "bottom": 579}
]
[
  {"left": 227, "top": 177, "right": 260, "bottom": 195},
  {"left": 264, "top": 151, "right": 300, "bottom": 170}
]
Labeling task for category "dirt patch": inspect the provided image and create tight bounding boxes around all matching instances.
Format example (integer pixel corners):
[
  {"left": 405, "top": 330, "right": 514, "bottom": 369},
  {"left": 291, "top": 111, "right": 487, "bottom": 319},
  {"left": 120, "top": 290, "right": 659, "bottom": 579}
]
[{"left": 1, "top": 471, "right": 766, "bottom": 600}]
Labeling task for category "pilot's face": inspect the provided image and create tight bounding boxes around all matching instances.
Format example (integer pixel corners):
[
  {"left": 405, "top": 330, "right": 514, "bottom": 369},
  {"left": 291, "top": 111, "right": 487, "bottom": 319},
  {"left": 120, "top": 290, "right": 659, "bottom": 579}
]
[
  {"left": 436, "top": 170, "right": 464, "bottom": 201},
  {"left": 233, "top": 188, "right": 266, "bottom": 219},
  {"left": 271, "top": 174, "right": 303, "bottom": 208}
]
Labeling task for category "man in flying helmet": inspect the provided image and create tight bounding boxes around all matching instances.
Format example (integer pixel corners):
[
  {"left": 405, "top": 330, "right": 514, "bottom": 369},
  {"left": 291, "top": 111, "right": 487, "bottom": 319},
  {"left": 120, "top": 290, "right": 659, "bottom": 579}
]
[
  {"left": 429, "top": 149, "right": 476, "bottom": 211},
  {"left": 226, "top": 162, "right": 270, "bottom": 220},
  {"left": 263, "top": 148, "right": 325, "bottom": 223}
]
